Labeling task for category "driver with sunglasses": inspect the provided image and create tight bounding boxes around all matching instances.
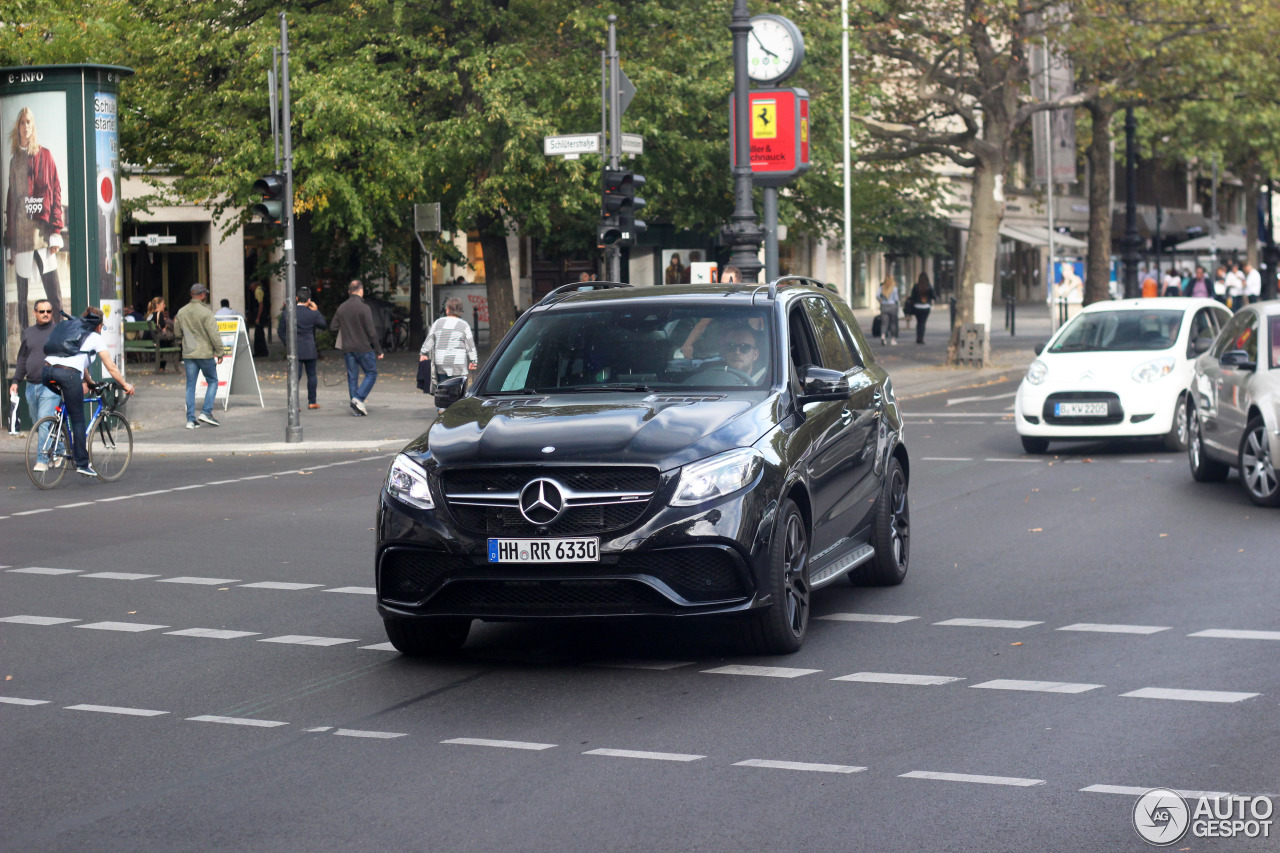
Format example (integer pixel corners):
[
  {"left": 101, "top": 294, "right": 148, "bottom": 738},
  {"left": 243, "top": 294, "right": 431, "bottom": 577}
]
[{"left": 720, "top": 323, "right": 765, "bottom": 384}]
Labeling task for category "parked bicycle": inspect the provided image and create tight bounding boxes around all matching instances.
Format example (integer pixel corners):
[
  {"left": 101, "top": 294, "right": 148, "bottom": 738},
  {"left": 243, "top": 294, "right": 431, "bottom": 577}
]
[
  {"left": 385, "top": 305, "right": 411, "bottom": 353},
  {"left": 25, "top": 379, "right": 134, "bottom": 489}
]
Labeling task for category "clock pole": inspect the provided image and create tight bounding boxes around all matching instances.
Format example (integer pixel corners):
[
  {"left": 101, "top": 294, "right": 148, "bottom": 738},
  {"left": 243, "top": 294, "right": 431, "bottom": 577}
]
[{"left": 724, "top": 0, "right": 764, "bottom": 283}]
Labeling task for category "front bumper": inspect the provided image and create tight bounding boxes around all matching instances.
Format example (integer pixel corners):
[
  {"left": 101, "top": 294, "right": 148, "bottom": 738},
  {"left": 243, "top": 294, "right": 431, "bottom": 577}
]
[{"left": 1015, "top": 379, "right": 1182, "bottom": 440}]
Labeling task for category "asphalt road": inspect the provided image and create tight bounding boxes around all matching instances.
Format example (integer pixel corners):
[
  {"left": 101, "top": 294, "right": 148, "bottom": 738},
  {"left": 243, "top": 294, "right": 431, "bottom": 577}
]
[{"left": 2, "top": 380, "right": 1277, "bottom": 852}]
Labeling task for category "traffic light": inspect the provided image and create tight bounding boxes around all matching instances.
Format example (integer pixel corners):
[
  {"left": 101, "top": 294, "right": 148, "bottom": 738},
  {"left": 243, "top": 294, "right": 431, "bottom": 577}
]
[
  {"left": 251, "top": 172, "right": 287, "bottom": 226},
  {"left": 600, "top": 168, "right": 647, "bottom": 246}
]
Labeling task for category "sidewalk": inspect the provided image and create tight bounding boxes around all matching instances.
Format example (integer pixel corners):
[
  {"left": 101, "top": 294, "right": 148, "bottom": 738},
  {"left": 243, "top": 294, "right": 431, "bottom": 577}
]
[{"left": 2, "top": 303, "right": 1046, "bottom": 457}]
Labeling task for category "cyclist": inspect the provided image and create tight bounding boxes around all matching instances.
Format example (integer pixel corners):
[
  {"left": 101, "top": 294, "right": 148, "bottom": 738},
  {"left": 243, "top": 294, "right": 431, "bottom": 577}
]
[{"left": 40, "top": 306, "right": 135, "bottom": 477}]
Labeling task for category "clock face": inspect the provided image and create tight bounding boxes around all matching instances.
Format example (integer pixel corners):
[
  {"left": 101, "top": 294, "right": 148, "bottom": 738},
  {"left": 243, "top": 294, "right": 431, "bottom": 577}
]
[{"left": 748, "top": 15, "right": 802, "bottom": 83}]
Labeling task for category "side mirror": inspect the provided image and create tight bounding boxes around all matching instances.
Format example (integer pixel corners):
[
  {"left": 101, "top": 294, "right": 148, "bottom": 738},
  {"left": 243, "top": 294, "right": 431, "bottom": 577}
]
[
  {"left": 1191, "top": 336, "right": 1213, "bottom": 356},
  {"left": 434, "top": 375, "right": 468, "bottom": 409},
  {"left": 1220, "top": 350, "right": 1257, "bottom": 371},
  {"left": 798, "top": 365, "right": 849, "bottom": 403},
  {"left": 1034, "top": 342, "right": 1047, "bottom": 356}
]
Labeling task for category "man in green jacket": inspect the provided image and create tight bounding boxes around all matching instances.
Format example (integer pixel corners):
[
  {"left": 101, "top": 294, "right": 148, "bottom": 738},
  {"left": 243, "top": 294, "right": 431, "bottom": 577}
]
[{"left": 174, "top": 283, "right": 227, "bottom": 429}]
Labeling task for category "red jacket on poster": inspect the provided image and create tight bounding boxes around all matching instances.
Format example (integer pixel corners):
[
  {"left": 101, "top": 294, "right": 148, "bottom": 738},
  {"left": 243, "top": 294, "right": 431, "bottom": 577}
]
[{"left": 5, "top": 145, "right": 64, "bottom": 252}]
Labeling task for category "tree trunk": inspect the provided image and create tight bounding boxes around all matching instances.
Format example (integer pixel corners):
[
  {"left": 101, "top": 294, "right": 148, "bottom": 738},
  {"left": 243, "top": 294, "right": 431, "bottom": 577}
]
[
  {"left": 476, "top": 212, "right": 516, "bottom": 346},
  {"left": 949, "top": 154, "right": 1004, "bottom": 364},
  {"left": 1244, "top": 172, "right": 1259, "bottom": 269},
  {"left": 1084, "top": 100, "right": 1115, "bottom": 306}
]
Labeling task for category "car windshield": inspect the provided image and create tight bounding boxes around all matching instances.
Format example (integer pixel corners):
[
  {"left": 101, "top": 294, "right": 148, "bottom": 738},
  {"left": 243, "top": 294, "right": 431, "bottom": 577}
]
[
  {"left": 478, "top": 302, "right": 774, "bottom": 394},
  {"left": 1049, "top": 309, "right": 1184, "bottom": 353}
]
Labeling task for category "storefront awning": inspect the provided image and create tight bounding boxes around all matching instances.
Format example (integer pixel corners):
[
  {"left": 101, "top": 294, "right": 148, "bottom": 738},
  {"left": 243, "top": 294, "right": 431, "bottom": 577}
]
[
  {"left": 998, "top": 224, "right": 1088, "bottom": 249},
  {"left": 1174, "top": 230, "right": 1250, "bottom": 252}
]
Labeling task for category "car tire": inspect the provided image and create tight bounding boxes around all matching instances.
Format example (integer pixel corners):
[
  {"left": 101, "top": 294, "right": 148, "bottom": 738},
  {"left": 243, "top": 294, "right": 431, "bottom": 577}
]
[
  {"left": 850, "top": 456, "right": 910, "bottom": 586},
  {"left": 1238, "top": 416, "right": 1280, "bottom": 507},
  {"left": 1021, "top": 435, "right": 1050, "bottom": 454},
  {"left": 383, "top": 616, "right": 472, "bottom": 656},
  {"left": 1187, "top": 401, "right": 1229, "bottom": 483},
  {"left": 1162, "top": 392, "right": 1188, "bottom": 452},
  {"left": 740, "top": 499, "right": 809, "bottom": 655}
]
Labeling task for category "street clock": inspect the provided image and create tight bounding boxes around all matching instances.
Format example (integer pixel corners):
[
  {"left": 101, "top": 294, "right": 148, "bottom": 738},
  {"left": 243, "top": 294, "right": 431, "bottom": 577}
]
[{"left": 747, "top": 14, "right": 804, "bottom": 83}]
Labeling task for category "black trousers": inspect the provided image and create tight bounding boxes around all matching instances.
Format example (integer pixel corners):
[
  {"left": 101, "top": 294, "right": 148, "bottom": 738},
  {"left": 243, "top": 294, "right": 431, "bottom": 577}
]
[
  {"left": 297, "top": 358, "right": 318, "bottom": 404},
  {"left": 914, "top": 306, "right": 930, "bottom": 343},
  {"left": 42, "top": 364, "right": 89, "bottom": 468}
]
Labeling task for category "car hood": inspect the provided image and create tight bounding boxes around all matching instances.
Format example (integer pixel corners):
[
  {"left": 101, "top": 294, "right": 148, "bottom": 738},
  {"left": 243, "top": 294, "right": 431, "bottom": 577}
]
[
  {"left": 409, "top": 393, "right": 784, "bottom": 470},
  {"left": 1031, "top": 348, "right": 1187, "bottom": 386}
]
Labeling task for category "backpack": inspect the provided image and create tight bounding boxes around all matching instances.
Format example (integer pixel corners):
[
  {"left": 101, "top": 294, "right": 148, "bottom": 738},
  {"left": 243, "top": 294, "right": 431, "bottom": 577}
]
[{"left": 44, "top": 317, "right": 97, "bottom": 358}]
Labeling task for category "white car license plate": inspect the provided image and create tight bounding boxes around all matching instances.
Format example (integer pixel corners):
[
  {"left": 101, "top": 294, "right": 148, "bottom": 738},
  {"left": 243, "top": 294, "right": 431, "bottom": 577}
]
[
  {"left": 1055, "top": 401, "right": 1108, "bottom": 417},
  {"left": 487, "top": 538, "right": 599, "bottom": 563}
]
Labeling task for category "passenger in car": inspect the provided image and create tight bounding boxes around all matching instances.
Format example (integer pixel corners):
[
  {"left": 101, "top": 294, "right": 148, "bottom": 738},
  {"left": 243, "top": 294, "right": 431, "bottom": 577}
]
[{"left": 719, "top": 322, "right": 766, "bottom": 383}]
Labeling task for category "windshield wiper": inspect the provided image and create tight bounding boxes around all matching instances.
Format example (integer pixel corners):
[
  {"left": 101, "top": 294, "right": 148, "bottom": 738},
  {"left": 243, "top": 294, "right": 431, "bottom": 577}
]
[
  {"left": 572, "top": 384, "right": 657, "bottom": 393},
  {"left": 483, "top": 388, "right": 540, "bottom": 396}
]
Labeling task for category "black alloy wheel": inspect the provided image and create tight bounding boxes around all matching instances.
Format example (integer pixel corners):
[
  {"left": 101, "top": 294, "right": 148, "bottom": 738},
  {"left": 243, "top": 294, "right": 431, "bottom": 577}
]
[
  {"left": 1239, "top": 417, "right": 1280, "bottom": 507},
  {"left": 1187, "top": 401, "right": 1229, "bottom": 482},
  {"left": 852, "top": 456, "right": 910, "bottom": 586},
  {"left": 383, "top": 616, "right": 472, "bottom": 656},
  {"left": 741, "top": 499, "right": 810, "bottom": 655}
]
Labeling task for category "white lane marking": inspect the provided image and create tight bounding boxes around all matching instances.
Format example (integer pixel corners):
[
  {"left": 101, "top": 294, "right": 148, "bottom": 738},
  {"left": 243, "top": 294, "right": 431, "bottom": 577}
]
[
  {"left": 187, "top": 715, "right": 288, "bottom": 728},
  {"left": 166, "top": 628, "right": 261, "bottom": 640},
  {"left": 1081, "top": 784, "right": 1235, "bottom": 798},
  {"left": 702, "top": 665, "right": 820, "bottom": 679},
  {"left": 901, "top": 770, "right": 1045, "bottom": 787},
  {"left": 306, "top": 726, "right": 333, "bottom": 732},
  {"left": 8, "top": 567, "right": 81, "bottom": 575},
  {"left": 1121, "top": 687, "right": 1259, "bottom": 704},
  {"left": 258, "top": 635, "right": 358, "bottom": 647},
  {"left": 171, "top": 485, "right": 203, "bottom": 491},
  {"left": 0, "top": 615, "right": 79, "bottom": 625},
  {"left": 158, "top": 576, "right": 242, "bottom": 586},
  {"left": 205, "top": 479, "right": 239, "bottom": 486},
  {"left": 360, "top": 642, "right": 398, "bottom": 651},
  {"left": 970, "top": 679, "right": 1103, "bottom": 694},
  {"left": 442, "top": 737, "right": 556, "bottom": 751},
  {"left": 1190, "top": 629, "right": 1280, "bottom": 641},
  {"left": 593, "top": 660, "right": 696, "bottom": 671},
  {"left": 12, "top": 508, "right": 54, "bottom": 516},
  {"left": 905, "top": 412, "right": 1008, "bottom": 418},
  {"left": 76, "top": 621, "right": 168, "bottom": 633},
  {"left": 833, "top": 672, "right": 962, "bottom": 686},
  {"left": 934, "top": 618, "right": 1043, "bottom": 629},
  {"left": 65, "top": 704, "right": 168, "bottom": 717},
  {"left": 239, "top": 582, "right": 324, "bottom": 591},
  {"left": 0, "top": 696, "right": 50, "bottom": 706},
  {"left": 56, "top": 502, "right": 94, "bottom": 509},
  {"left": 131, "top": 490, "right": 172, "bottom": 498},
  {"left": 95, "top": 495, "right": 136, "bottom": 502},
  {"left": 81, "top": 572, "right": 161, "bottom": 581},
  {"left": 734, "top": 759, "right": 866, "bottom": 774},
  {"left": 947, "top": 392, "right": 1017, "bottom": 406},
  {"left": 324, "top": 586, "right": 376, "bottom": 595},
  {"left": 921, "top": 457, "right": 974, "bottom": 461},
  {"left": 584, "top": 748, "right": 704, "bottom": 762},
  {"left": 982, "top": 458, "right": 1042, "bottom": 463},
  {"left": 1058, "top": 623, "right": 1171, "bottom": 635},
  {"left": 334, "top": 729, "right": 407, "bottom": 739},
  {"left": 239, "top": 474, "right": 277, "bottom": 480},
  {"left": 818, "top": 612, "right": 919, "bottom": 624}
]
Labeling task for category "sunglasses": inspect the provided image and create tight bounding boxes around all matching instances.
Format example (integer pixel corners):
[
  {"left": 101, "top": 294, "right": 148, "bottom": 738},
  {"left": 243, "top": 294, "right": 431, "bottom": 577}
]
[
  {"left": 35, "top": 309, "right": 53, "bottom": 314},
  {"left": 724, "top": 342, "right": 756, "bottom": 354}
]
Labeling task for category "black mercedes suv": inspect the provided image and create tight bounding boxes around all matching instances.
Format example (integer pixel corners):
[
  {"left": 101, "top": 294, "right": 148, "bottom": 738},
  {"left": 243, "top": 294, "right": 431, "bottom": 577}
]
[{"left": 377, "top": 278, "right": 910, "bottom": 655}]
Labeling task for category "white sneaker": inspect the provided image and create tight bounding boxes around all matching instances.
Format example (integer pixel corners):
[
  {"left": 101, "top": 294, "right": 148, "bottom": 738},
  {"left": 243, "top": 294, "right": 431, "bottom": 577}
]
[
  {"left": 33, "top": 461, "right": 48, "bottom": 473},
  {"left": 185, "top": 421, "right": 200, "bottom": 429},
  {"left": 196, "top": 412, "right": 221, "bottom": 427},
  {"left": 352, "top": 397, "right": 368, "bottom": 415}
]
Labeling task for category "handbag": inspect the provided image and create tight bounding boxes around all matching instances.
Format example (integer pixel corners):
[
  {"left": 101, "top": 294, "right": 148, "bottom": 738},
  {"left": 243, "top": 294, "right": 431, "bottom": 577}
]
[{"left": 871, "top": 315, "right": 882, "bottom": 337}]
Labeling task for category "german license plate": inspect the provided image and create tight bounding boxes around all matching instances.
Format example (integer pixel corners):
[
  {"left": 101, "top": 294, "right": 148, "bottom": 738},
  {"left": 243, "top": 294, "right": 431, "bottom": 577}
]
[
  {"left": 487, "top": 538, "right": 599, "bottom": 563},
  {"left": 1055, "top": 401, "right": 1108, "bottom": 417}
]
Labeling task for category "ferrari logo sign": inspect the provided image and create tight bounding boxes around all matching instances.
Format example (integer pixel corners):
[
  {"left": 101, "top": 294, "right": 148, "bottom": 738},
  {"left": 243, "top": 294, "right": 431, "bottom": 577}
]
[
  {"left": 730, "top": 88, "right": 811, "bottom": 188},
  {"left": 753, "top": 100, "right": 777, "bottom": 139}
]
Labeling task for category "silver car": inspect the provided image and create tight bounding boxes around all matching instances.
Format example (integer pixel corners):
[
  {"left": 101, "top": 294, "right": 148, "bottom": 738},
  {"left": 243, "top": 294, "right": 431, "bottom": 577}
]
[{"left": 1187, "top": 300, "right": 1280, "bottom": 506}]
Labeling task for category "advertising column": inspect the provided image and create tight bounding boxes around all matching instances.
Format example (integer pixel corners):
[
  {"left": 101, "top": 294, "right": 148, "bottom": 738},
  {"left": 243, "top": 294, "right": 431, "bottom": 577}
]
[{"left": 0, "top": 63, "right": 132, "bottom": 428}]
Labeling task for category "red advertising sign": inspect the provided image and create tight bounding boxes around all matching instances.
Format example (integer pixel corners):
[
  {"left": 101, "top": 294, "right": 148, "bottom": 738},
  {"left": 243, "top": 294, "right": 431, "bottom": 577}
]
[{"left": 730, "top": 87, "right": 810, "bottom": 187}]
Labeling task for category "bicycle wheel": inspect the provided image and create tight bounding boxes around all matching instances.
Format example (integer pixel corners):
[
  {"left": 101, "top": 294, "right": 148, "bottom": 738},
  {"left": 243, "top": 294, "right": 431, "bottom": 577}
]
[
  {"left": 89, "top": 411, "right": 134, "bottom": 482},
  {"left": 26, "top": 415, "right": 70, "bottom": 489}
]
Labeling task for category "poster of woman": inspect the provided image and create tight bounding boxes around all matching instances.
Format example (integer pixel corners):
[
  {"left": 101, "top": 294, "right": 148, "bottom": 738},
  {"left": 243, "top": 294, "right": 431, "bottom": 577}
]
[{"left": 3, "top": 91, "right": 70, "bottom": 361}]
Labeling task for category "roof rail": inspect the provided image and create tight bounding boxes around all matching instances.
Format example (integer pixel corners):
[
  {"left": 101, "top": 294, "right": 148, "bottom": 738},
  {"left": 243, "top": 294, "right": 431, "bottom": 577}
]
[
  {"left": 750, "top": 276, "right": 837, "bottom": 305},
  {"left": 536, "top": 280, "right": 632, "bottom": 307}
]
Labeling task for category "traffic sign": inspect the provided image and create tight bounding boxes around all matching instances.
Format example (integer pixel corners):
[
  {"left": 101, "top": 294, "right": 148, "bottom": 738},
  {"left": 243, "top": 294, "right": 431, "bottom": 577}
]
[
  {"left": 544, "top": 133, "right": 602, "bottom": 158},
  {"left": 128, "top": 234, "right": 178, "bottom": 246},
  {"left": 621, "top": 133, "right": 644, "bottom": 156}
]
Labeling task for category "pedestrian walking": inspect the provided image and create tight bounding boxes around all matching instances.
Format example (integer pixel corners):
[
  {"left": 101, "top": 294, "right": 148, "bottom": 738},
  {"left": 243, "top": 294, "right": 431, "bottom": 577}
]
[
  {"left": 144, "top": 296, "right": 176, "bottom": 373},
  {"left": 877, "top": 277, "right": 899, "bottom": 345},
  {"left": 251, "top": 280, "right": 270, "bottom": 358},
  {"left": 173, "top": 283, "right": 226, "bottom": 429},
  {"left": 420, "top": 296, "right": 477, "bottom": 387},
  {"left": 8, "top": 299, "right": 60, "bottom": 461},
  {"left": 278, "top": 286, "right": 328, "bottom": 409},
  {"left": 331, "top": 279, "right": 383, "bottom": 416},
  {"left": 1243, "top": 263, "right": 1262, "bottom": 304},
  {"left": 909, "top": 272, "right": 936, "bottom": 344},
  {"left": 1224, "top": 263, "right": 1244, "bottom": 310},
  {"left": 1183, "top": 267, "right": 1213, "bottom": 299}
]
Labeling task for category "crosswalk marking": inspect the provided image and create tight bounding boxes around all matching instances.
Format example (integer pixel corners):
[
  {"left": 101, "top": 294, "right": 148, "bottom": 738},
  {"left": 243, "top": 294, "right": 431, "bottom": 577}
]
[
  {"left": 165, "top": 628, "right": 261, "bottom": 640},
  {"left": 1081, "top": 784, "right": 1232, "bottom": 799},
  {"left": 158, "top": 576, "right": 242, "bottom": 586},
  {"left": 8, "top": 567, "right": 81, "bottom": 575},
  {"left": 934, "top": 618, "right": 1043, "bottom": 629},
  {"left": 833, "top": 672, "right": 961, "bottom": 686},
  {"left": 359, "top": 642, "right": 398, "bottom": 651},
  {"left": 585, "top": 748, "right": 704, "bottom": 762},
  {"left": 702, "top": 665, "right": 820, "bottom": 678},
  {"left": 324, "top": 587, "right": 376, "bottom": 595},
  {"left": 81, "top": 572, "right": 161, "bottom": 581},
  {"left": 1190, "top": 629, "right": 1280, "bottom": 641},
  {"left": 734, "top": 759, "right": 866, "bottom": 774},
  {"left": 334, "top": 729, "right": 407, "bottom": 739},
  {"left": 187, "top": 715, "right": 287, "bottom": 727},
  {"left": 1121, "top": 687, "right": 1259, "bottom": 704},
  {"left": 901, "top": 770, "right": 1045, "bottom": 787},
  {"left": 970, "top": 679, "right": 1103, "bottom": 694},
  {"left": 76, "top": 621, "right": 168, "bottom": 632},
  {"left": 258, "top": 635, "right": 358, "bottom": 647},
  {"left": 593, "top": 660, "right": 695, "bottom": 670},
  {"left": 239, "top": 582, "right": 324, "bottom": 591},
  {"left": 442, "top": 738, "right": 556, "bottom": 751},
  {"left": 0, "top": 615, "right": 78, "bottom": 625},
  {"left": 817, "top": 613, "right": 919, "bottom": 624},
  {"left": 1058, "top": 623, "right": 1170, "bottom": 635},
  {"left": 65, "top": 704, "right": 168, "bottom": 717},
  {"left": 0, "top": 696, "right": 50, "bottom": 705}
]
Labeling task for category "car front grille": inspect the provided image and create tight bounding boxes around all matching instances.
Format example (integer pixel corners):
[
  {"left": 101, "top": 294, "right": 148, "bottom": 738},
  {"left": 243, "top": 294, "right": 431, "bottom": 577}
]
[
  {"left": 1042, "top": 391, "right": 1124, "bottom": 426},
  {"left": 428, "top": 578, "right": 674, "bottom": 614},
  {"left": 379, "top": 548, "right": 468, "bottom": 604},
  {"left": 619, "top": 549, "right": 748, "bottom": 603}
]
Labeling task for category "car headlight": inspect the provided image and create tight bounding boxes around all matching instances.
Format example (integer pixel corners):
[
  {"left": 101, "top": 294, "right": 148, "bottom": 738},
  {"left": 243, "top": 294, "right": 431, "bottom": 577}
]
[
  {"left": 1132, "top": 356, "right": 1175, "bottom": 383},
  {"left": 672, "top": 448, "right": 763, "bottom": 507},
  {"left": 385, "top": 453, "right": 434, "bottom": 509},
  {"left": 1025, "top": 360, "right": 1048, "bottom": 385}
]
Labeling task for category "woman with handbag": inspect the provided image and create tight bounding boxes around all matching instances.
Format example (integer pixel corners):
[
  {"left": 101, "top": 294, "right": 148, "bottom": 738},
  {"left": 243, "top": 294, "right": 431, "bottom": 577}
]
[
  {"left": 909, "top": 273, "right": 936, "bottom": 344},
  {"left": 877, "top": 277, "right": 899, "bottom": 345}
]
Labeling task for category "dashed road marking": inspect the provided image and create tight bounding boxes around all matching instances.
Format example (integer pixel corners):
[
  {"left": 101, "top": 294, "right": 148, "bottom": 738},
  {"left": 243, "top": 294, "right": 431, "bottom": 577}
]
[
  {"left": 442, "top": 738, "right": 556, "bottom": 751},
  {"left": 1081, "top": 784, "right": 1232, "bottom": 798},
  {"left": 8, "top": 567, "right": 81, "bottom": 575},
  {"left": 970, "top": 679, "right": 1103, "bottom": 694},
  {"left": 934, "top": 618, "right": 1043, "bottom": 629},
  {"left": 324, "top": 587, "right": 376, "bottom": 595},
  {"left": 12, "top": 508, "right": 54, "bottom": 515},
  {"left": 166, "top": 628, "right": 262, "bottom": 640},
  {"left": 734, "top": 759, "right": 866, "bottom": 774},
  {"left": 1058, "top": 623, "right": 1171, "bottom": 635},
  {"left": 818, "top": 612, "right": 919, "bottom": 624},
  {"left": 1121, "top": 687, "right": 1259, "bottom": 704},
  {"left": 81, "top": 572, "right": 161, "bottom": 581},
  {"left": 833, "top": 672, "right": 962, "bottom": 686},
  {"left": 1190, "top": 629, "right": 1280, "bottom": 641},
  {"left": 901, "top": 770, "right": 1045, "bottom": 787},
  {"left": 55, "top": 502, "right": 94, "bottom": 508},
  {"left": 76, "top": 621, "right": 168, "bottom": 632},
  {"left": 702, "top": 665, "right": 820, "bottom": 678},
  {"left": 360, "top": 642, "right": 398, "bottom": 652},
  {"left": 0, "top": 615, "right": 79, "bottom": 625},
  {"left": 585, "top": 748, "right": 704, "bottom": 762},
  {"left": 258, "top": 635, "right": 358, "bottom": 647},
  {"left": 187, "top": 715, "right": 287, "bottom": 728},
  {"left": 982, "top": 458, "right": 1041, "bottom": 463},
  {"left": 921, "top": 457, "right": 973, "bottom": 461},
  {"left": 158, "top": 576, "right": 242, "bottom": 586},
  {"left": 65, "top": 704, "right": 168, "bottom": 717},
  {"left": 594, "top": 660, "right": 696, "bottom": 670},
  {"left": 334, "top": 729, "right": 407, "bottom": 739},
  {"left": 0, "top": 696, "right": 50, "bottom": 706},
  {"left": 239, "top": 581, "right": 325, "bottom": 591}
]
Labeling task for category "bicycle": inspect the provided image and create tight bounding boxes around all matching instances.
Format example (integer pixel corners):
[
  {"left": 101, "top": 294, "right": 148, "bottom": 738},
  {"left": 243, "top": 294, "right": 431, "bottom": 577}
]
[{"left": 25, "top": 379, "right": 134, "bottom": 489}]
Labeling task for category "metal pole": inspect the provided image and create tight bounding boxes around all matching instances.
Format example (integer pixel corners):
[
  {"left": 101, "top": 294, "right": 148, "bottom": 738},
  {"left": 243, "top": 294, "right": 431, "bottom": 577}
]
[
  {"left": 763, "top": 187, "right": 779, "bottom": 280},
  {"left": 1121, "top": 107, "right": 1141, "bottom": 299},
  {"left": 1210, "top": 155, "right": 1219, "bottom": 275},
  {"left": 280, "top": 12, "right": 301, "bottom": 443},
  {"left": 1043, "top": 36, "right": 1056, "bottom": 316},
  {"left": 605, "top": 16, "right": 621, "bottom": 283},
  {"left": 841, "top": 0, "right": 852, "bottom": 303},
  {"left": 724, "top": 0, "right": 764, "bottom": 283},
  {"left": 269, "top": 49, "right": 280, "bottom": 172},
  {"left": 1263, "top": 178, "right": 1279, "bottom": 301}
]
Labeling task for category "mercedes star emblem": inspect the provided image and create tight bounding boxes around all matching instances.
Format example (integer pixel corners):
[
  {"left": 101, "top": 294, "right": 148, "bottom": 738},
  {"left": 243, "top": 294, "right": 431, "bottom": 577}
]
[{"left": 519, "top": 478, "right": 566, "bottom": 525}]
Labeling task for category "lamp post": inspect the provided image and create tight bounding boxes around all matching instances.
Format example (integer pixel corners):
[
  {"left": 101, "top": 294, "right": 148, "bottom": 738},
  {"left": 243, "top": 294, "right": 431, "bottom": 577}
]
[
  {"left": 1120, "top": 107, "right": 1142, "bottom": 299},
  {"left": 1263, "top": 178, "right": 1279, "bottom": 301},
  {"left": 723, "top": 0, "right": 764, "bottom": 283}
]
